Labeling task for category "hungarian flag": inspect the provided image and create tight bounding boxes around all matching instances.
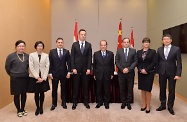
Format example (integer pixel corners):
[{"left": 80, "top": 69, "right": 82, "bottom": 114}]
[
  {"left": 116, "top": 20, "right": 122, "bottom": 72},
  {"left": 73, "top": 21, "right": 78, "bottom": 42},
  {"left": 130, "top": 28, "right": 134, "bottom": 48}
]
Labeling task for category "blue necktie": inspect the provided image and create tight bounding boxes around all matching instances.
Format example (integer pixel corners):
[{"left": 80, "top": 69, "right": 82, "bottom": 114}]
[
  {"left": 80, "top": 43, "right": 84, "bottom": 54},
  {"left": 124, "top": 49, "right": 128, "bottom": 61},
  {"left": 102, "top": 52, "right": 106, "bottom": 58}
]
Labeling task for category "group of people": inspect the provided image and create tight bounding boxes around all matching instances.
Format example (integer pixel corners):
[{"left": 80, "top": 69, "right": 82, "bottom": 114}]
[{"left": 5, "top": 29, "right": 182, "bottom": 118}]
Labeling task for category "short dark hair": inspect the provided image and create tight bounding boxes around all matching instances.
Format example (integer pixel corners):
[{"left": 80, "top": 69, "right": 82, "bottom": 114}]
[
  {"left": 15, "top": 40, "right": 26, "bottom": 47},
  {"left": 142, "top": 37, "right": 151, "bottom": 43},
  {"left": 56, "top": 38, "right": 63, "bottom": 42},
  {"left": 122, "top": 38, "right": 130, "bottom": 42},
  {"left": 162, "top": 34, "right": 172, "bottom": 40},
  {"left": 100, "top": 40, "right": 108, "bottom": 45},
  {"left": 34, "top": 41, "right": 44, "bottom": 49},
  {"left": 79, "top": 29, "right": 86, "bottom": 34}
]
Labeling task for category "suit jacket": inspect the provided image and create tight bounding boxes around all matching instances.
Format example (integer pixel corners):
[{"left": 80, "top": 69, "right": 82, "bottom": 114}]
[
  {"left": 156, "top": 45, "right": 182, "bottom": 76},
  {"left": 137, "top": 49, "right": 157, "bottom": 73},
  {"left": 71, "top": 41, "right": 92, "bottom": 73},
  {"left": 93, "top": 50, "right": 114, "bottom": 81},
  {"left": 29, "top": 52, "right": 49, "bottom": 81},
  {"left": 115, "top": 48, "right": 138, "bottom": 77},
  {"left": 49, "top": 48, "right": 71, "bottom": 78}
]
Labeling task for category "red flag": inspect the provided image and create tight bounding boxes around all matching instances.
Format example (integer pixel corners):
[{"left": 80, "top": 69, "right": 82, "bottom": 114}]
[
  {"left": 116, "top": 20, "right": 122, "bottom": 72},
  {"left": 117, "top": 20, "right": 122, "bottom": 49},
  {"left": 130, "top": 28, "right": 134, "bottom": 48},
  {"left": 73, "top": 21, "right": 78, "bottom": 42}
]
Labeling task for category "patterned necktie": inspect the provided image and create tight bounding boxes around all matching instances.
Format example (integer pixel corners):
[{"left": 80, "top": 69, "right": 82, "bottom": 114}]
[
  {"left": 80, "top": 43, "right": 84, "bottom": 54},
  {"left": 124, "top": 48, "right": 128, "bottom": 61}
]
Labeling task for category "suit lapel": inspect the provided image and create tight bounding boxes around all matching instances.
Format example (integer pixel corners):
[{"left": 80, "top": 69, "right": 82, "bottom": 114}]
[
  {"left": 34, "top": 52, "right": 40, "bottom": 63},
  {"left": 54, "top": 48, "right": 61, "bottom": 60},
  {"left": 167, "top": 45, "right": 173, "bottom": 60},
  {"left": 99, "top": 51, "right": 103, "bottom": 60},
  {"left": 127, "top": 48, "right": 131, "bottom": 62},
  {"left": 160, "top": 47, "right": 165, "bottom": 60},
  {"left": 82, "top": 41, "right": 87, "bottom": 55},
  {"left": 76, "top": 42, "right": 83, "bottom": 55}
]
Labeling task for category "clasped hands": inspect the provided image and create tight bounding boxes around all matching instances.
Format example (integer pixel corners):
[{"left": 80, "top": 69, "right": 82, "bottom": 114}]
[
  {"left": 72, "top": 69, "right": 90, "bottom": 75},
  {"left": 140, "top": 69, "right": 147, "bottom": 74}
]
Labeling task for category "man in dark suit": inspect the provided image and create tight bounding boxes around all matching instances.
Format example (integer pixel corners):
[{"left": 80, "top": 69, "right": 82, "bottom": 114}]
[
  {"left": 49, "top": 38, "right": 71, "bottom": 110},
  {"left": 93, "top": 40, "right": 114, "bottom": 109},
  {"left": 71, "top": 29, "right": 92, "bottom": 110},
  {"left": 156, "top": 34, "right": 182, "bottom": 115},
  {"left": 115, "top": 38, "right": 138, "bottom": 110}
]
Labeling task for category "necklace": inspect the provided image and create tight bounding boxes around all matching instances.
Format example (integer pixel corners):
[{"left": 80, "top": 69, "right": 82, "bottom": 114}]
[{"left": 17, "top": 53, "right": 25, "bottom": 62}]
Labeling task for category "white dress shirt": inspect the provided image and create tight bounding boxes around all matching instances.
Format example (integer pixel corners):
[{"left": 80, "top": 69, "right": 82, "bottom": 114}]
[
  {"left": 123, "top": 48, "right": 129, "bottom": 56},
  {"left": 79, "top": 41, "right": 85, "bottom": 49},
  {"left": 57, "top": 48, "right": 63, "bottom": 56}
]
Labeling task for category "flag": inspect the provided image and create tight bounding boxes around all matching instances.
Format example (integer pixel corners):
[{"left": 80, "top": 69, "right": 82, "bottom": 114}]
[
  {"left": 130, "top": 28, "right": 134, "bottom": 48},
  {"left": 116, "top": 19, "right": 122, "bottom": 72},
  {"left": 117, "top": 20, "right": 122, "bottom": 49},
  {"left": 73, "top": 20, "right": 78, "bottom": 42}
]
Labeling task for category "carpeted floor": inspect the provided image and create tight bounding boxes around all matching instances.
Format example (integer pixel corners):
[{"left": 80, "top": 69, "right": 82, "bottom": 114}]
[{"left": 0, "top": 83, "right": 187, "bottom": 122}]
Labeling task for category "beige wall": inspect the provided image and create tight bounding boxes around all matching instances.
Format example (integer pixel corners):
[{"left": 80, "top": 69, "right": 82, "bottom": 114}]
[
  {"left": 51, "top": 0, "right": 147, "bottom": 53},
  {"left": 0, "top": 0, "right": 51, "bottom": 108},
  {"left": 147, "top": 0, "right": 187, "bottom": 98}
]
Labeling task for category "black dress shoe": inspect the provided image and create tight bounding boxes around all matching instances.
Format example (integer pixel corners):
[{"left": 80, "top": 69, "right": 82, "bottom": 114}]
[
  {"left": 105, "top": 104, "right": 109, "bottom": 109},
  {"left": 95, "top": 103, "right": 103, "bottom": 108},
  {"left": 62, "top": 103, "right": 67, "bottom": 109},
  {"left": 156, "top": 106, "right": 166, "bottom": 111},
  {"left": 35, "top": 108, "right": 40, "bottom": 116},
  {"left": 50, "top": 105, "right": 56, "bottom": 111},
  {"left": 40, "top": 107, "right": 43, "bottom": 114},
  {"left": 126, "top": 103, "right": 132, "bottom": 110},
  {"left": 121, "top": 103, "right": 126, "bottom": 109},
  {"left": 72, "top": 103, "right": 77, "bottom": 110},
  {"left": 141, "top": 107, "right": 146, "bottom": 111},
  {"left": 84, "top": 103, "right": 90, "bottom": 109},
  {"left": 168, "top": 108, "right": 175, "bottom": 115},
  {"left": 145, "top": 110, "right": 150, "bottom": 113}
]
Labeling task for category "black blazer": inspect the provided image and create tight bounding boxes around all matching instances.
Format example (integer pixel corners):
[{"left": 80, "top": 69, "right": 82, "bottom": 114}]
[
  {"left": 156, "top": 45, "right": 182, "bottom": 76},
  {"left": 71, "top": 41, "right": 92, "bottom": 73},
  {"left": 49, "top": 48, "right": 71, "bottom": 78},
  {"left": 137, "top": 49, "right": 157, "bottom": 73},
  {"left": 115, "top": 48, "right": 138, "bottom": 77},
  {"left": 93, "top": 50, "right": 114, "bottom": 81}
]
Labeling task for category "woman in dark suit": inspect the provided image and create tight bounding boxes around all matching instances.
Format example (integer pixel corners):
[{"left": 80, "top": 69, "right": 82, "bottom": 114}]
[
  {"left": 137, "top": 37, "right": 156, "bottom": 113},
  {"left": 28, "top": 41, "right": 50, "bottom": 116},
  {"left": 5, "top": 40, "right": 29, "bottom": 117}
]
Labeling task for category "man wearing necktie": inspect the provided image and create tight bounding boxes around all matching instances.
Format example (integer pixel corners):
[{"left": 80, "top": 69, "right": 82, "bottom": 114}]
[
  {"left": 115, "top": 38, "right": 138, "bottom": 110},
  {"left": 48, "top": 38, "right": 71, "bottom": 110},
  {"left": 71, "top": 29, "right": 92, "bottom": 110},
  {"left": 93, "top": 40, "right": 114, "bottom": 109},
  {"left": 156, "top": 34, "right": 182, "bottom": 115}
]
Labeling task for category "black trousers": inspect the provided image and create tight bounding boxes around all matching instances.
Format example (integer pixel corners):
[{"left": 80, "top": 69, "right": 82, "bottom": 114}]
[
  {"left": 159, "top": 73, "right": 176, "bottom": 109},
  {"left": 52, "top": 77, "right": 67, "bottom": 106},
  {"left": 96, "top": 77, "right": 111, "bottom": 104},
  {"left": 72, "top": 73, "right": 90, "bottom": 104},
  {"left": 118, "top": 76, "right": 134, "bottom": 103}
]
